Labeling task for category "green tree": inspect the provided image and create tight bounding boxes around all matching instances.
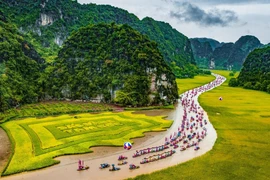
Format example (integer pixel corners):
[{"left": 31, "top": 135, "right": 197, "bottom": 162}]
[
  {"left": 228, "top": 78, "right": 238, "bottom": 87},
  {"left": 243, "top": 82, "right": 253, "bottom": 89}
]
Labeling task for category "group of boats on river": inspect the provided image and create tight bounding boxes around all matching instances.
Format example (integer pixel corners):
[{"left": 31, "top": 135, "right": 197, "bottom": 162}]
[{"left": 77, "top": 74, "right": 226, "bottom": 172}]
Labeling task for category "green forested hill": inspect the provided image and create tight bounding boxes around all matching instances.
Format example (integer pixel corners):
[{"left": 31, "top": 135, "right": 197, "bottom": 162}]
[
  {"left": 190, "top": 38, "right": 213, "bottom": 69},
  {"left": 191, "top": 38, "right": 223, "bottom": 50},
  {"left": 227, "top": 36, "right": 262, "bottom": 70},
  {"left": 0, "top": 11, "right": 45, "bottom": 111},
  {"left": 231, "top": 46, "right": 270, "bottom": 93},
  {"left": 0, "top": 0, "right": 197, "bottom": 77},
  {"left": 47, "top": 23, "right": 178, "bottom": 106},
  {"left": 190, "top": 36, "right": 262, "bottom": 70},
  {"left": 212, "top": 43, "right": 234, "bottom": 69},
  {"left": 139, "top": 17, "right": 197, "bottom": 77}
]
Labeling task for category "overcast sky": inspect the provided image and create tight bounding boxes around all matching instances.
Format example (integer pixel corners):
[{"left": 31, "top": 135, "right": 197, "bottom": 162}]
[{"left": 77, "top": 0, "right": 270, "bottom": 44}]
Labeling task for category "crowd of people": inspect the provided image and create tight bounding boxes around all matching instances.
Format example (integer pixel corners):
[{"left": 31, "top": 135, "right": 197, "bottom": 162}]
[
  {"left": 167, "top": 74, "right": 226, "bottom": 151},
  {"left": 140, "top": 150, "right": 176, "bottom": 164},
  {"left": 132, "top": 74, "right": 226, "bottom": 166},
  {"left": 133, "top": 145, "right": 169, "bottom": 157}
]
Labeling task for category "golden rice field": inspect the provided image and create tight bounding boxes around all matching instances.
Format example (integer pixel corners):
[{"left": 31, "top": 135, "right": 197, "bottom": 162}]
[
  {"left": 176, "top": 74, "right": 216, "bottom": 94},
  {"left": 1, "top": 111, "right": 172, "bottom": 176},
  {"left": 131, "top": 70, "right": 270, "bottom": 180},
  {"left": 0, "top": 101, "right": 114, "bottom": 123}
]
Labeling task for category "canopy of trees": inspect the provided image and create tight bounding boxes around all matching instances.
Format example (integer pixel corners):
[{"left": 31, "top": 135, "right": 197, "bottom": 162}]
[
  {"left": 48, "top": 23, "right": 178, "bottom": 106},
  {"left": 0, "top": 11, "right": 45, "bottom": 112},
  {"left": 0, "top": 0, "right": 197, "bottom": 78},
  {"left": 229, "top": 46, "right": 270, "bottom": 93}
]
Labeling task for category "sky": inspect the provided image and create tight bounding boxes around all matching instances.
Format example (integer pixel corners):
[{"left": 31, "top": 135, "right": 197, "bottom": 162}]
[{"left": 77, "top": 0, "right": 270, "bottom": 44}]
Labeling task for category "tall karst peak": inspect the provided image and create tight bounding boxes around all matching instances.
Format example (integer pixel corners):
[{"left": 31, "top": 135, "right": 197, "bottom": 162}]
[
  {"left": 50, "top": 23, "right": 178, "bottom": 106},
  {"left": 190, "top": 35, "right": 263, "bottom": 70}
]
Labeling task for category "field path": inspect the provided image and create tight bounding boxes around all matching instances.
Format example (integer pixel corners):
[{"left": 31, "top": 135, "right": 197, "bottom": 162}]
[{"left": 2, "top": 74, "right": 226, "bottom": 180}]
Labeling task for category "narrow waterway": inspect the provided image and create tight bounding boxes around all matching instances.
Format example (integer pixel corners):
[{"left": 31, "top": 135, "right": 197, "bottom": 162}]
[{"left": 1, "top": 74, "right": 226, "bottom": 180}]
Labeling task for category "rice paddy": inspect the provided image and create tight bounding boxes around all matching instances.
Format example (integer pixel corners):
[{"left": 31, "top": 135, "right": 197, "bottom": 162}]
[
  {"left": 176, "top": 74, "right": 216, "bottom": 94},
  {"left": 0, "top": 101, "right": 114, "bottom": 123},
  {"left": 1, "top": 111, "right": 172, "bottom": 176},
  {"left": 130, "top": 70, "right": 270, "bottom": 180}
]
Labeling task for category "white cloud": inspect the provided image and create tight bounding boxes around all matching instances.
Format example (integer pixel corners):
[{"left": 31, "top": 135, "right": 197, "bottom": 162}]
[
  {"left": 77, "top": 0, "right": 270, "bottom": 44},
  {"left": 170, "top": 2, "right": 239, "bottom": 27}
]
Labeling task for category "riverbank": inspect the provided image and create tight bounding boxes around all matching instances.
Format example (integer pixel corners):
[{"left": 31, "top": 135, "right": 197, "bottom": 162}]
[
  {"left": 0, "top": 128, "right": 11, "bottom": 175},
  {"left": 0, "top": 74, "right": 224, "bottom": 180}
]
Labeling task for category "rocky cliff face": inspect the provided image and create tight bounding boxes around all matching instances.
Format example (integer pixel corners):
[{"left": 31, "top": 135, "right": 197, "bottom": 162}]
[
  {"left": 39, "top": 13, "right": 54, "bottom": 26},
  {"left": 190, "top": 39, "right": 213, "bottom": 69},
  {"left": 190, "top": 36, "right": 263, "bottom": 70},
  {"left": 212, "top": 43, "right": 234, "bottom": 69}
]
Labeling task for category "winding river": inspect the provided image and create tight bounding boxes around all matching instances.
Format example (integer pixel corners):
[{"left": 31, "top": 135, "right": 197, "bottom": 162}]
[{"left": 2, "top": 74, "right": 226, "bottom": 180}]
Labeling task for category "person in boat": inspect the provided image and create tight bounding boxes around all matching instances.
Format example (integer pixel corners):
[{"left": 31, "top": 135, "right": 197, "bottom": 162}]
[{"left": 78, "top": 160, "right": 82, "bottom": 170}]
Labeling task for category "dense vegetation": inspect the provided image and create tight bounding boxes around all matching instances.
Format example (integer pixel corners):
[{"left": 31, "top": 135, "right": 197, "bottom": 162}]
[
  {"left": 140, "top": 17, "right": 197, "bottom": 78},
  {"left": 47, "top": 23, "right": 178, "bottom": 106},
  {"left": 229, "top": 46, "right": 270, "bottom": 93},
  {"left": 0, "top": 8, "right": 179, "bottom": 112},
  {"left": 190, "top": 38, "right": 213, "bottom": 69},
  {"left": 131, "top": 70, "right": 269, "bottom": 180},
  {"left": 0, "top": 0, "right": 197, "bottom": 78},
  {"left": 190, "top": 36, "right": 262, "bottom": 70},
  {"left": 192, "top": 38, "right": 223, "bottom": 50},
  {"left": 0, "top": 11, "right": 45, "bottom": 112}
]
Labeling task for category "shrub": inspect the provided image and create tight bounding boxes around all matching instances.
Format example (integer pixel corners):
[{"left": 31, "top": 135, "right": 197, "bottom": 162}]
[
  {"left": 254, "top": 82, "right": 261, "bottom": 90},
  {"left": 267, "top": 84, "right": 270, "bottom": 93},
  {"left": 229, "top": 72, "right": 235, "bottom": 76},
  {"left": 198, "top": 69, "right": 211, "bottom": 75},
  {"left": 243, "top": 82, "right": 253, "bottom": 89},
  {"left": 228, "top": 78, "right": 238, "bottom": 87},
  {"left": 261, "top": 80, "right": 270, "bottom": 91}
]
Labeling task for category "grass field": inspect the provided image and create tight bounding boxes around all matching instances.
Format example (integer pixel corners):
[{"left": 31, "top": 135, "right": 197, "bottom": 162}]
[
  {"left": 0, "top": 101, "right": 175, "bottom": 124},
  {"left": 0, "top": 101, "right": 114, "bottom": 124},
  {"left": 1, "top": 111, "right": 172, "bottom": 176},
  {"left": 130, "top": 70, "right": 270, "bottom": 180},
  {"left": 176, "top": 75, "right": 216, "bottom": 94}
]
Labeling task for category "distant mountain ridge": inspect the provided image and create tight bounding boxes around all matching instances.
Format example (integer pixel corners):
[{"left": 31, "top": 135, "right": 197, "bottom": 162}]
[
  {"left": 0, "top": 0, "right": 197, "bottom": 78},
  {"left": 193, "top": 38, "right": 223, "bottom": 50},
  {"left": 190, "top": 35, "right": 263, "bottom": 70}
]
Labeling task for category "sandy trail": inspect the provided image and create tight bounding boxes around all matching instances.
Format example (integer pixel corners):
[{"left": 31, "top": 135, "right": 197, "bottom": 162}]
[{"left": 2, "top": 74, "right": 225, "bottom": 180}]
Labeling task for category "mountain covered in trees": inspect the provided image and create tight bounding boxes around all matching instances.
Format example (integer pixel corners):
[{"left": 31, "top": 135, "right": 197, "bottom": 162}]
[
  {"left": 0, "top": 12, "right": 45, "bottom": 111},
  {"left": 47, "top": 23, "right": 178, "bottom": 106},
  {"left": 191, "top": 38, "right": 223, "bottom": 51},
  {"left": 190, "top": 36, "right": 263, "bottom": 70},
  {"left": 189, "top": 38, "right": 214, "bottom": 69},
  {"left": 229, "top": 46, "right": 270, "bottom": 93},
  {"left": 0, "top": 0, "right": 197, "bottom": 78}
]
